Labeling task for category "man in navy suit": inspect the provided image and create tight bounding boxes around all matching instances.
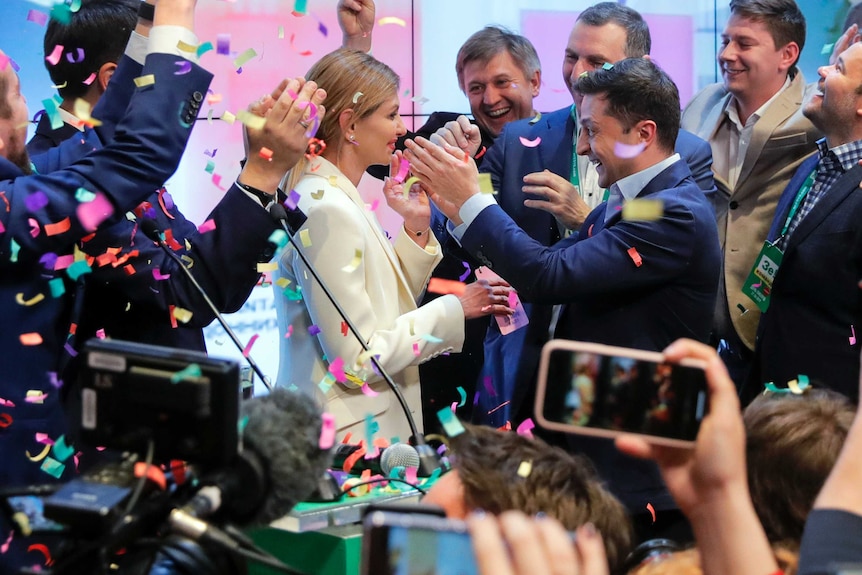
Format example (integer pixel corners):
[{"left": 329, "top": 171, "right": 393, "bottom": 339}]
[
  {"left": 747, "top": 42, "right": 862, "bottom": 404},
  {"left": 407, "top": 57, "right": 720, "bottom": 542},
  {"left": 468, "top": 3, "right": 716, "bottom": 432}
]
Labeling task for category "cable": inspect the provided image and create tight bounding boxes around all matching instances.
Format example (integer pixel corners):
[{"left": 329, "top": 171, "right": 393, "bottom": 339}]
[{"left": 339, "top": 477, "right": 427, "bottom": 498}]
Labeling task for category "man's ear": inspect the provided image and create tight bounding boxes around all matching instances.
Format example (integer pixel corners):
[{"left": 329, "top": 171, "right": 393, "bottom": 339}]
[
  {"left": 529, "top": 69, "right": 541, "bottom": 97},
  {"left": 636, "top": 119, "right": 658, "bottom": 146},
  {"left": 97, "top": 61, "right": 118, "bottom": 94}
]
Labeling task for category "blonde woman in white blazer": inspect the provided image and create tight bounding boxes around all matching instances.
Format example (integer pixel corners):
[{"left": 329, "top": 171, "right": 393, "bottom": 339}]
[{"left": 274, "top": 49, "right": 510, "bottom": 442}]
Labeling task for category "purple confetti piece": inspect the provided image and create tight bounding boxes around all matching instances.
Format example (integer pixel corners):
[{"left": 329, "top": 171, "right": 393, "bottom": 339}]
[
  {"left": 473, "top": 390, "right": 480, "bottom": 405},
  {"left": 162, "top": 190, "right": 175, "bottom": 210},
  {"left": 204, "top": 148, "right": 218, "bottom": 158},
  {"left": 48, "top": 372, "right": 63, "bottom": 389},
  {"left": 284, "top": 189, "right": 301, "bottom": 211},
  {"left": 26, "top": 191, "right": 49, "bottom": 212},
  {"left": 27, "top": 9, "right": 48, "bottom": 26},
  {"left": 436, "top": 443, "right": 448, "bottom": 455},
  {"left": 65, "top": 48, "right": 85, "bottom": 63},
  {"left": 174, "top": 61, "right": 192, "bottom": 75},
  {"left": 458, "top": 261, "right": 471, "bottom": 282},
  {"left": 64, "top": 342, "right": 78, "bottom": 357},
  {"left": 216, "top": 34, "right": 231, "bottom": 55},
  {"left": 613, "top": 141, "right": 646, "bottom": 159},
  {"left": 318, "top": 21, "right": 328, "bottom": 36},
  {"left": 308, "top": 325, "right": 321, "bottom": 336},
  {"left": 143, "top": 206, "right": 157, "bottom": 219},
  {"left": 483, "top": 375, "right": 497, "bottom": 397},
  {"left": 9, "top": 58, "right": 20, "bottom": 73},
  {"left": 40, "top": 252, "right": 58, "bottom": 271}
]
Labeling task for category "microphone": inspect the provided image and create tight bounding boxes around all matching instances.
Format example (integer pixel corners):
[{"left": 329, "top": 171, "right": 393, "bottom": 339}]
[
  {"left": 268, "top": 204, "right": 442, "bottom": 477},
  {"left": 331, "top": 442, "right": 420, "bottom": 475},
  {"left": 140, "top": 217, "right": 273, "bottom": 391}
]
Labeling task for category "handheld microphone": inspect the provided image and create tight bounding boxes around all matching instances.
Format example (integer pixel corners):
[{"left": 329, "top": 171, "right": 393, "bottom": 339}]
[
  {"left": 140, "top": 217, "right": 273, "bottom": 391},
  {"left": 172, "top": 387, "right": 332, "bottom": 529},
  {"left": 268, "top": 204, "right": 442, "bottom": 477},
  {"left": 331, "top": 442, "right": 420, "bottom": 475}
]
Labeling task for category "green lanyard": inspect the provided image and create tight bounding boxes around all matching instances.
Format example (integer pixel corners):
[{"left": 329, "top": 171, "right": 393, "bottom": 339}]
[
  {"left": 777, "top": 168, "right": 817, "bottom": 241},
  {"left": 569, "top": 104, "right": 580, "bottom": 189}
]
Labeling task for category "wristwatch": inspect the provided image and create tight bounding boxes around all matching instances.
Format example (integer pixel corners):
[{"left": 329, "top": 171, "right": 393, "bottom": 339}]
[{"left": 137, "top": 1, "right": 155, "bottom": 22}]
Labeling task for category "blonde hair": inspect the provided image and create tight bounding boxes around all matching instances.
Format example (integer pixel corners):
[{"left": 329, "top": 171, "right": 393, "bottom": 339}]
[{"left": 283, "top": 48, "right": 400, "bottom": 192}]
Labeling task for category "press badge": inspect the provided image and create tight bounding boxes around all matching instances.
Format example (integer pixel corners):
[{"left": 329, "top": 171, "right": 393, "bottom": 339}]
[{"left": 742, "top": 241, "right": 783, "bottom": 313}]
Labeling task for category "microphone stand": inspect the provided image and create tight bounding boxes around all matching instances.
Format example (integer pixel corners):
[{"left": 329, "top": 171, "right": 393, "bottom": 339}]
[
  {"left": 140, "top": 219, "right": 273, "bottom": 392},
  {"left": 269, "top": 204, "right": 440, "bottom": 476}
]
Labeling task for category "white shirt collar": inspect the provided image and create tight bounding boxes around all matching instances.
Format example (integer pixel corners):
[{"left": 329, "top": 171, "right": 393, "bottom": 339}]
[
  {"left": 614, "top": 153, "right": 681, "bottom": 200},
  {"left": 57, "top": 106, "right": 86, "bottom": 132},
  {"left": 726, "top": 75, "right": 792, "bottom": 129}
]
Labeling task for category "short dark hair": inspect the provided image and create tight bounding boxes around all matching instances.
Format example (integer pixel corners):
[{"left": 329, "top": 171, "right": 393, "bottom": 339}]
[
  {"left": 449, "top": 424, "right": 632, "bottom": 574},
  {"left": 0, "top": 73, "right": 12, "bottom": 119},
  {"left": 744, "top": 389, "right": 855, "bottom": 547},
  {"left": 43, "top": 0, "right": 138, "bottom": 100},
  {"left": 844, "top": 2, "right": 862, "bottom": 32},
  {"left": 729, "top": 0, "right": 806, "bottom": 65},
  {"left": 455, "top": 26, "right": 541, "bottom": 93},
  {"left": 576, "top": 58, "right": 680, "bottom": 152},
  {"left": 577, "top": 2, "right": 651, "bottom": 58}
]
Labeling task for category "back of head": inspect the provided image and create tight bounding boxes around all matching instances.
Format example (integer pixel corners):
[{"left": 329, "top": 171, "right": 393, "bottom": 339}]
[
  {"left": 576, "top": 58, "right": 680, "bottom": 152},
  {"left": 455, "top": 25, "right": 541, "bottom": 92},
  {"left": 43, "top": 0, "right": 138, "bottom": 101},
  {"left": 729, "top": 0, "right": 806, "bottom": 64},
  {"left": 577, "top": 2, "right": 651, "bottom": 58},
  {"left": 450, "top": 424, "right": 632, "bottom": 574},
  {"left": 744, "top": 389, "right": 855, "bottom": 546},
  {"left": 845, "top": 3, "right": 862, "bottom": 32},
  {"left": 628, "top": 547, "right": 799, "bottom": 575},
  {"left": 283, "top": 48, "right": 399, "bottom": 191}
]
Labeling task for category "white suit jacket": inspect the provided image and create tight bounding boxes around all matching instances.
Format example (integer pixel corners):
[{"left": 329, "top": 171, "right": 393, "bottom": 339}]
[{"left": 274, "top": 157, "right": 465, "bottom": 441}]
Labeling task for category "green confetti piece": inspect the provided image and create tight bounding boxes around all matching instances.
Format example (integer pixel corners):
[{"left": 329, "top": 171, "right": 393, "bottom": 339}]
[
  {"left": 10, "top": 239, "right": 20, "bottom": 263},
  {"left": 293, "top": 0, "right": 308, "bottom": 14},
  {"left": 238, "top": 415, "right": 250, "bottom": 434},
  {"left": 69, "top": 0, "right": 83, "bottom": 12},
  {"left": 41, "top": 97, "right": 64, "bottom": 130},
  {"left": 821, "top": 43, "right": 835, "bottom": 55},
  {"left": 205, "top": 160, "right": 216, "bottom": 174},
  {"left": 75, "top": 187, "right": 96, "bottom": 203},
  {"left": 798, "top": 374, "right": 810, "bottom": 389},
  {"left": 40, "top": 456, "right": 65, "bottom": 479},
  {"left": 196, "top": 41, "right": 214, "bottom": 58},
  {"left": 49, "top": 278, "right": 65, "bottom": 298},
  {"left": 51, "top": 434, "right": 74, "bottom": 463},
  {"left": 50, "top": 3, "right": 72, "bottom": 24},
  {"left": 763, "top": 382, "right": 791, "bottom": 395},
  {"left": 456, "top": 386, "right": 466, "bottom": 407},
  {"left": 268, "top": 229, "right": 288, "bottom": 249},
  {"left": 66, "top": 259, "right": 92, "bottom": 281},
  {"left": 233, "top": 48, "right": 257, "bottom": 70},
  {"left": 365, "top": 413, "right": 379, "bottom": 443},
  {"left": 318, "top": 373, "right": 335, "bottom": 394},
  {"left": 601, "top": 62, "right": 614, "bottom": 70},
  {"left": 287, "top": 383, "right": 299, "bottom": 392},
  {"left": 171, "top": 363, "right": 202, "bottom": 383},
  {"left": 437, "top": 407, "right": 465, "bottom": 437},
  {"left": 421, "top": 333, "right": 443, "bottom": 344},
  {"left": 284, "top": 286, "right": 303, "bottom": 301}
]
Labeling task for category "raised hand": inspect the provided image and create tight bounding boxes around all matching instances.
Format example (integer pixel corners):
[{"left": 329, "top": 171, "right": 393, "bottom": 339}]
[
  {"left": 429, "top": 115, "right": 483, "bottom": 158},
  {"left": 522, "top": 169, "right": 591, "bottom": 231},
  {"left": 338, "top": 0, "right": 375, "bottom": 52}
]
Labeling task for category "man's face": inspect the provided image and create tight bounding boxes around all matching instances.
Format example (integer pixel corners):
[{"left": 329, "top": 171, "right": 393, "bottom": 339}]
[
  {"left": 575, "top": 93, "right": 640, "bottom": 189},
  {"left": 562, "top": 21, "right": 629, "bottom": 107},
  {"left": 420, "top": 470, "right": 469, "bottom": 519},
  {"left": 719, "top": 14, "right": 796, "bottom": 106},
  {"left": 0, "top": 53, "right": 31, "bottom": 173},
  {"left": 462, "top": 50, "right": 540, "bottom": 137},
  {"left": 804, "top": 43, "right": 862, "bottom": 139}
]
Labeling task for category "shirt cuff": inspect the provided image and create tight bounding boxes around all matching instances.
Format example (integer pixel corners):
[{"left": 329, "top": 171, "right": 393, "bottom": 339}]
[
  {"left": 148, "top": 25, "right": 200, "bottom": 62},
  {"left": 125, "top": 31, "right": 148, "bottom": 66},
  {"left": 449, "top": 193, "right": 496, "bottom": 241}
]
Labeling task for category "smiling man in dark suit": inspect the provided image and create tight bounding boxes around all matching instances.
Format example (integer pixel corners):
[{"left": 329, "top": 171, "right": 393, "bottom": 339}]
[
  {"left": 407, "top": 58, "right": 721, "bottom": 542},
  {"left": 748, "top": 42, "right": 862, "bottom": 404}
]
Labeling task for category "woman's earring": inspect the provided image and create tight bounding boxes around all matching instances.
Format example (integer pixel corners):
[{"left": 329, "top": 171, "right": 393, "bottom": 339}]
[{"left": 348, "top": 134, "right": 358, "bottom": 145}]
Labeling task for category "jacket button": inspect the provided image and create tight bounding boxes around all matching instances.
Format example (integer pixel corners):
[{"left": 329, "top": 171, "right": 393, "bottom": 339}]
[
  {"left": 192, "top": 91, "right": 204, "bottom": 103},
  {"left": 729, "top": 201, "right": 739, "bottom": 209}
]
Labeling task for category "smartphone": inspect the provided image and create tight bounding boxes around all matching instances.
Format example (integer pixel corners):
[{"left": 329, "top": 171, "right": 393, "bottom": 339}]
[
  {"left": 535, "top": 340, "right": 708, "bottom": 448},
  {"left": 361, "top": 510, "right": 477, "bottom": 575}
]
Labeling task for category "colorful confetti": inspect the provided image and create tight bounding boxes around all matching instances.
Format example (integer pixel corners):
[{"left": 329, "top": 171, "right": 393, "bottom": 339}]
[
  {"left": 519, "top": 136, "right": 541, "bottom": 148},
  {"left": 319, "top": 413, "right": 336, "bottom": 449}
]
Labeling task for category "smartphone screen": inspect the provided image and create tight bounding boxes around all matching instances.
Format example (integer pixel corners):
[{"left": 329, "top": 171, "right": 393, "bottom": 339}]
[
  {"left": 362, "top": 511, "right": 477, "bottom": 575},
  {"left": 537, "top": 343, "right": 708, "bottom": 444}
]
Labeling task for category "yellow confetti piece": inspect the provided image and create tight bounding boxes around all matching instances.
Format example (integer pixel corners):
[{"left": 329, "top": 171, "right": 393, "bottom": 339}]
[
  {"left": 342, "top": 249, "right": 362, "bottom": 272},
  {"left": 409, "top": 318, "right": 415, "bottom": 336},
  {"left": 26, "top": 444, "right": 51, "bottom": 462},
  {"left": 517, "top": 460, "right": 532, "bottom": 478},
  {"left": 133, "top": 74, "right": 155, "bottom": 88},
  {"left": 173, "top": 307, "right": 193, "bottom": 324},
  {"left": 221, "top": 110, "right": 236, "bottom": 124},
  {"left": 402, "top": 176, "right": 421, "bottom": 198},
  {"left": 278, "top": 25, "right": 285, "bottom": 39},
  {"left": 51, "top": 81, "right": 67, "bottom": 90},
  {"left": 26, "top": 390, "right": 47, "bottom": 404},
  {"left": 478, "top": 173, "right": 494, "bottom": 194},
  {"left": 378, "top": 16, "right": 406, "bottom": 26},
  {"left": 311, "top": 189, "right": 325, "bottom": 200},
  {"left": 233, "top": 48, "right": 257, "bottom": 69},
  {"left": 621, "top": 199, "right": 664, "bottom": 221},
  {"left": 236, "top": 110, "right": 266, "bottom": 130},
  {"left": 275, "top": 277, "right": 291, "bottom": 288},
  {"left": 328, "top": 175, "right": 338, "bottom": 186},
  {"left": 352, "top": 91, "right": 363, "bottom": 103},
  {"left": 73, "top": 98, "right": 102, "bottom": 126},
  {"left": 15, "top": 292, "right": 45, "bottom": 306},
  {"left": 257, "top": 262, "right": 278, "bottom": 272},
  {"left": 299, "top": 229, "right": 312, "bottom": 247},
  {"left": 177, "top": 40, "right": 198, "bottom": 53},
  {"left": 12, "top": 512, "right": 32, "bottom": 536}
]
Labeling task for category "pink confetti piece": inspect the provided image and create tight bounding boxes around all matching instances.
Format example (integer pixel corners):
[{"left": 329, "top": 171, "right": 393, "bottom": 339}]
[
  {"left": 393, "top": 157, "right": 410, "bottom": 183},
  {"left": 77, "top": 191, "right": 114, "bottom": 232},
  {"left": 242, "top": 333, "right": 259, "bottom": 357},
  {"left": 0, "top": 54, "right": 8, "bottom": 71},
  {"left": 516, "top": 418, "right": 535, "bottom": 438},
  {"left": 46, "top": 44, "right": 64, "bottom": 66},
  {"left": 153, "top": 268, "right": 170, "bottom": 280},
  {"left": 328, "top": 357, "right": 347, "bottom": 383},
  {"left": 0, "top": 397, "right": 14, "bottom": 407},
  {"left": 35, "top": 433, "right": 54, "bottom": 446},
  {"left": 54, "top": 254, "right": 75, "bottom": 270},
  {"left": 284, "top": 325, "right": 294, "bottom": 338},
  {"left": 412, "top": 342, "right": 420, "bottom": 356},
  {"left": 27, "top": 9, "right": 48, "bottom": 26},
  {"left": 405, "top": 466, "right": 418, "bottom": 484},
  {"left": 361, "top": 383, "right": 379, "bottom": 397},
  {"left": 83, "top": 72, "right": 96, "bottom": 85},
  {"left": 646, "top": 502, "right": 656, "bottom": 523},
  {"left": 851, "top": 325, "right": 857, "bottom": 346},
  {"left": 211, "top": 173, "right": 227, "bottom": 190},
  {"left": 95, "top": 329, "right": 106, "bottom": 339},
  {"left": 319, "top": 413, "right": 336, "bottom": 449},
  {"left": 198, "top": 219, "right": 217, "bottom": 233},
  {"left": 519, "top": 136, "right": 541, "bottom": 148},
  {"left": 613, "top": 141, "right": 646, "bottom": 159},
  {"left": 450, "top": 401, "right": 457, "bottom": 413},
  {"left": 1, "top": 529, "right": 12, "bottom": 553},
  {"left": 458, "top": 262, "right": 471, "bottom": 282}
]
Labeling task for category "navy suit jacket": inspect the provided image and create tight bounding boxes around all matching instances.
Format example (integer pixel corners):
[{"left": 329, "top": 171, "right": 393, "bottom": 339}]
[
  {"left": 462, "top": 159, "right": 721, "bottom": 510},
  {"left": 476, "top": 106, "right": 717, "bottom": 427},
  {"left": 749, "top": 155, "right": 862, "bottom": 402},
  {"left": 0, "top": 52, "right": 212, "bottom": 490}
]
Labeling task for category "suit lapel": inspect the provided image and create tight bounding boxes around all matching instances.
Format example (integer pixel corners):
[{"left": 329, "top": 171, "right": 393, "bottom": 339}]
[
  {"left": 596, "top": 161, "right": 691, "bottom": 230},
  {"left": 538, "top": 108, "right": 575, "bottom": 180},
  {"left": 785, "top": 164, "right": 862, "bottom": 252},
  {"left": 737, "top": 76, "right": 804, "bottom": 188},
  {"left": 767, "top": 154, "right": 819, "bottom": 242},
  {"left": 703, "top": 92, "right": 732, "bottom": 143}
]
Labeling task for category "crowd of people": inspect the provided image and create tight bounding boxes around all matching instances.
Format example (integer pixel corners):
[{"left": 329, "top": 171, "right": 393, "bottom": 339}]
[{"left": 3, "top": 0, "right": 862, "bottom": 573}]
